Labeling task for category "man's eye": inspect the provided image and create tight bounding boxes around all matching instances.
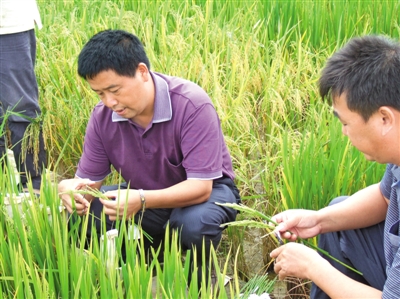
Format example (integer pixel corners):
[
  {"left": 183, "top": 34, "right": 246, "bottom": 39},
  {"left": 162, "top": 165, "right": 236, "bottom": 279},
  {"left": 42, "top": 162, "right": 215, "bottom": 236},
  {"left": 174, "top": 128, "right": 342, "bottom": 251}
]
[{"left": 111, "top": 89, "right": 119, "bottom": 94}]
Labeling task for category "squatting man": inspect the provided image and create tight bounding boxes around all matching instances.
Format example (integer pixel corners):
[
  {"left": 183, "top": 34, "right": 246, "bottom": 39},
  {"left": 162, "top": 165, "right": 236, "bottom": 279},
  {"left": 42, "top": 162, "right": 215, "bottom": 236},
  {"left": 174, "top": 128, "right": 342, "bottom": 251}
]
[
  {"left": 58, "top": 29, "right": 241, "bottom": 284},
  {"left": 271, "top": 35, "right": 400, "bottom": 299}
]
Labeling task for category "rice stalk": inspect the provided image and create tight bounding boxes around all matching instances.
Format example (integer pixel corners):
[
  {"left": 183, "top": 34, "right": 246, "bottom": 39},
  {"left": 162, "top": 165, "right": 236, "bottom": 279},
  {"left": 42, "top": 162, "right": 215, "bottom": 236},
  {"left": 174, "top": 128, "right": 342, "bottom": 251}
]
[{"left": 217, "top": 202, "right": 362, "bottom": 276}]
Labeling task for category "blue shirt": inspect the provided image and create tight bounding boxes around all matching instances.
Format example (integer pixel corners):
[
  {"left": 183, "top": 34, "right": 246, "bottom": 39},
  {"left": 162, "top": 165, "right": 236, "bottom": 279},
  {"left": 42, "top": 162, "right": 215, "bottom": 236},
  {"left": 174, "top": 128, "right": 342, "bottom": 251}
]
[
  {"left": 76, "top": 72, "right": 235, "bottom": 189},
  {"left": 380, "top": 164, "right": 400, "bottom": 298}
]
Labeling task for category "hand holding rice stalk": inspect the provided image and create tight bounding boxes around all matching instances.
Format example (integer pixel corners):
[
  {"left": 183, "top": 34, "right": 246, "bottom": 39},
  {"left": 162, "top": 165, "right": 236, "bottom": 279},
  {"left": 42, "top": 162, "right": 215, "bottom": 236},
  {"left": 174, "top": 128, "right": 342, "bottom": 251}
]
[
  {"left": 62, "top": 186, "right": 110, "bottom": 201},
  {"left": 60, "top": 186, "right": 152, "bottom": 241},
  {"left": 216, "top": 202, "right": 362, "bottom": 275}
]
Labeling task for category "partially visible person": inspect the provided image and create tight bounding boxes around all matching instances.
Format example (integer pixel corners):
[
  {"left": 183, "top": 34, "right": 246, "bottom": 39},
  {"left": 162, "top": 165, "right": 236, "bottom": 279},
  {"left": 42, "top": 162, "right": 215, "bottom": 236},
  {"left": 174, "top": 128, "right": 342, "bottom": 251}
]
[
  {"left": 0, "top": 0, "right": 47, "bottom": 192},
  {"left": 58, "top": 29, "right": 240, "bottom": 286},
  {"left": 270, "top": 35, "right": 400, "bottom": 299}
]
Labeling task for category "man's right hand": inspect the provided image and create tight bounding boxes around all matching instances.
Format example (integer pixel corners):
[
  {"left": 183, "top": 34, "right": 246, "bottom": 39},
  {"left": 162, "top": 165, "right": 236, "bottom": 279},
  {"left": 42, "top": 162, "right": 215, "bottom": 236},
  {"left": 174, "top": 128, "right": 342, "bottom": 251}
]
[
  {"left": 272, "top": 209, "right": 321, "bottom": 241},
  {"left": 58, "top": 178, "right": 97, "bottom": 215}
]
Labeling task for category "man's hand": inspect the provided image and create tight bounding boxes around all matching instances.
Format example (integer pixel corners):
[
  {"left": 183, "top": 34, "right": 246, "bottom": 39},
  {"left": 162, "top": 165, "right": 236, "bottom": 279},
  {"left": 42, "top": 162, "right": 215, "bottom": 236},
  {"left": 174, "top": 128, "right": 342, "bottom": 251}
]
[
  {"left": 272, "top": 209, "right": 321, "bottom": 241},
  {"left": 270, "top": 242, "right": 323, "bottom": 280},
  {"left": 99, "top": 189, "right": 141, "bottom": 221},
  {"left": 58, "top": 178, "right": 97, "bottom": 215}
]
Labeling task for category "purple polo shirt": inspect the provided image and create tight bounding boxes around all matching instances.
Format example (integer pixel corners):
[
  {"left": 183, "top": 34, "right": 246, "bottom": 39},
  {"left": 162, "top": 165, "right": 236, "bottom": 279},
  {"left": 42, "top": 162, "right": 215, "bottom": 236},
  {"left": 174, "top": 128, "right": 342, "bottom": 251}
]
[{"left": 76, "top": 72, "right": 235, "bottom": 190}]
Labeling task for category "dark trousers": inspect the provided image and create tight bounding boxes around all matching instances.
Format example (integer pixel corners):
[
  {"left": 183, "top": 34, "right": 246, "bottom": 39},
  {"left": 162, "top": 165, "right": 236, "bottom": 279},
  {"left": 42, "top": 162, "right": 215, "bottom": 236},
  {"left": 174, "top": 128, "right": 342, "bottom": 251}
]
[
  {"left": 311, "top": 196, "right": 386, "bottom": 299},
  {"left": 0, "top": 121, "right": 46, "bottom": 190},
  {"left": 0, "top": 30, "right": 46, "bottom": 190},
  {"left": 75, "top": 176, "right": 240, "bottom": 283}
]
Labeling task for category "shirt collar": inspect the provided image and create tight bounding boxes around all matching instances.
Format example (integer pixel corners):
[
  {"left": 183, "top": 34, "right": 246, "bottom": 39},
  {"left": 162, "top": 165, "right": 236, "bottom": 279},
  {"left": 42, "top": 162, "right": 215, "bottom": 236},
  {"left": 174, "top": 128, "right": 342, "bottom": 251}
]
[
  {"left": 392, "top": 164, "right": 400, "bottom": 181},
  {"left": 390, "top": 164, "right": 400, "bottom": 189},
  {"left": 111, "top": 71, "right": 172, "bottom": 123}
]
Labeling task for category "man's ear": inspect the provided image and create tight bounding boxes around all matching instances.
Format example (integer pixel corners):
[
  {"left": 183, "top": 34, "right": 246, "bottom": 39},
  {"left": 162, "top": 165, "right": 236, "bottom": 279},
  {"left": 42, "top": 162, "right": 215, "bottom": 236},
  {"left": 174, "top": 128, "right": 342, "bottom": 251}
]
[
  {"left": 379, "top": 106, "right": 395, "bottom": 136},
  {"left": 137, "top": 63, "right": 149, "bottom": 81}
]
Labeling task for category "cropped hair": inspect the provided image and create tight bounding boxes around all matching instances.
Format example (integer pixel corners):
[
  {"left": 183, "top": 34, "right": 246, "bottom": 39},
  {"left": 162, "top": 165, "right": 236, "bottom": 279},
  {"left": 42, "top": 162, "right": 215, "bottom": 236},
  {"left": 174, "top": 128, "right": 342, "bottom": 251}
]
[
  {"left": 78, "top": 29, "right": 150, "bottom": 80},
  {"left": 319, "top": 35, "right": 400, "bottom": 121}
]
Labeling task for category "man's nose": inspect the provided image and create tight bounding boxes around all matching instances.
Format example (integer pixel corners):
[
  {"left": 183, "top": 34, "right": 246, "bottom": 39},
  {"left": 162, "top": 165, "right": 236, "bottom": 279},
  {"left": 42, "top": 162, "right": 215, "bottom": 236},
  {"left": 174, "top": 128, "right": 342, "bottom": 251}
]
[{"left": 104, "top": 94, "right": 118, "bottom": 107}]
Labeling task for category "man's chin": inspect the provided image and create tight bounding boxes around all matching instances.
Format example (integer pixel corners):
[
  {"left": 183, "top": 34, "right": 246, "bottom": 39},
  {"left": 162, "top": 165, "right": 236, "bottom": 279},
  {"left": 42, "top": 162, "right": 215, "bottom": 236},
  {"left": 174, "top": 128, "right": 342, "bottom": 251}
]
[{"left": 363, "top": 153, "right": 376, "bottom": 162}]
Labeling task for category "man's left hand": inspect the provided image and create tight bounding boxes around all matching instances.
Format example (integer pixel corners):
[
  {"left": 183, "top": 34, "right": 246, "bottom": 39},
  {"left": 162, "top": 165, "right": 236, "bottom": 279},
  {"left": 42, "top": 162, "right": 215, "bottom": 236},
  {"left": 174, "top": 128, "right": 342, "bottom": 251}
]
[{"left": 99, "top": 189, "right": 141, "bottom": 220}]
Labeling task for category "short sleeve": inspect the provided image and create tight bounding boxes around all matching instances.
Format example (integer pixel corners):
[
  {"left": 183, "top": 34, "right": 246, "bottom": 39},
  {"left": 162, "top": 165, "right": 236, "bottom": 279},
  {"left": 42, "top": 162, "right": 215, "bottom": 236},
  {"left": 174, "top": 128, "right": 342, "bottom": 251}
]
[
  {"left": 380, "top": 164, "right": 395, "bottom": 200},
  {"left": 76, "top": 110, "right": 112, "bottom": 181},
  {"left": 181, "top": 103, "right": 223, "bottom": 180}
]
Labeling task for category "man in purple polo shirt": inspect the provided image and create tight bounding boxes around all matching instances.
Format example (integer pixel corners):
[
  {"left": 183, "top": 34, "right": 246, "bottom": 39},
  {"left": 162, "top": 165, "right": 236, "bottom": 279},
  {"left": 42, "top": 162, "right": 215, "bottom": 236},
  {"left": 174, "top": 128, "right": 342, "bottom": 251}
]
[{"left": 58, "top": 29, "right": 240, "bottom": 284}]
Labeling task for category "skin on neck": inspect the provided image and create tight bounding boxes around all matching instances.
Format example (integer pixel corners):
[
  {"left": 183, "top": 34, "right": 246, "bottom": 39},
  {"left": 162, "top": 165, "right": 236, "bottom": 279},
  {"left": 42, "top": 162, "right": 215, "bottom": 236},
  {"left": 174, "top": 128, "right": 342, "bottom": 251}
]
[
  {"left": 132, "top": 64, "right": 155, "bottom": 128},
  {"left": 375, "top": 106, "right": 400, "bottom": 165}
]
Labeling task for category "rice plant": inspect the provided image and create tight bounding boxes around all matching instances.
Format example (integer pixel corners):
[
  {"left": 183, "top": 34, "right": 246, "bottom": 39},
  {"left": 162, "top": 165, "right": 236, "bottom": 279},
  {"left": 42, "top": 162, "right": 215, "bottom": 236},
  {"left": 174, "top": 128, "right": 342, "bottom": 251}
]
[
  {"left": 0, "top": 0, "right": 396, "bottom": 297},
  {"left": 0, "top": 171, "right": 234, "bottom": 298}
]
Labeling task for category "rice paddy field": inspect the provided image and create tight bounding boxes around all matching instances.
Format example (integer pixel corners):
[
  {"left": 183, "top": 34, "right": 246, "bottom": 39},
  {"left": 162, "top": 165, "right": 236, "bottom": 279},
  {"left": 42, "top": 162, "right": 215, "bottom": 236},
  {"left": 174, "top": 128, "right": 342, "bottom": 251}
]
[{"left": 0, "top": 0, "right": 398, "bottom": 298}]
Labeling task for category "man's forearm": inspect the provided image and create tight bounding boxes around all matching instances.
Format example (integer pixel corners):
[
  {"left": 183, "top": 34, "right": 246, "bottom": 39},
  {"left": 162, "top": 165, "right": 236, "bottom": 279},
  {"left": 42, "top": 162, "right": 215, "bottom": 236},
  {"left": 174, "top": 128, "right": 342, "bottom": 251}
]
[
  {"left": 310, "top": 259, "right": 382, "bottom": 299},
  {"left": 317, "top": 183, "right": 387, "bottom": 233},
  {"left": 140, "top": 179, "right": 213, "bottom": 209}
]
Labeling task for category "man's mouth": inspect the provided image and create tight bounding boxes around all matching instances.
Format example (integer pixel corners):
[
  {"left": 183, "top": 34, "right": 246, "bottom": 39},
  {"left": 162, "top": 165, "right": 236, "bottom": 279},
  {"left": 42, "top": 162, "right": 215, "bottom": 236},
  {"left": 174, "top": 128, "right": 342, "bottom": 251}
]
[{"left": 114, "top": 108, "right": 126, "bottom": 115}]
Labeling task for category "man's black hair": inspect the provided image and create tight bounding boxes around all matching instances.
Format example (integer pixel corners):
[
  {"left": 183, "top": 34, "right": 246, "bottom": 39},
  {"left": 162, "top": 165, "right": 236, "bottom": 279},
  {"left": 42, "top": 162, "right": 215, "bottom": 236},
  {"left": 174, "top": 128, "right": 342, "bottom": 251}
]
[
  {"left": 319, "top": 35, "right": 400, "bottom": 121},
  {"left": 78, "top": 29, "right": 151, "bottom": 80}
]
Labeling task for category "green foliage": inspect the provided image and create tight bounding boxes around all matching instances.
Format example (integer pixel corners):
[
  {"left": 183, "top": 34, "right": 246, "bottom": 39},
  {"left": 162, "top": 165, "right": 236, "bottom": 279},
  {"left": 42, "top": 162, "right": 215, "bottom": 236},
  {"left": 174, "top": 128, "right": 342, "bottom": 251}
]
[
  {"left": 219, "top": 202, "right": 363, "bottom": 276},
  {"left": 0, "top": 177, "right": 231, "bottom": 298},
  {"left": 35, "top": 0, "right": 390, "bottom": 212},
  {"left": 240, "top": 274, "right": 276, "bottom": 297},
  {"left": 278, "top": 105, "right": 385, "bottom": 211},
  {"left": 0, "top": 0, "right": 394, "bottom": 295}
]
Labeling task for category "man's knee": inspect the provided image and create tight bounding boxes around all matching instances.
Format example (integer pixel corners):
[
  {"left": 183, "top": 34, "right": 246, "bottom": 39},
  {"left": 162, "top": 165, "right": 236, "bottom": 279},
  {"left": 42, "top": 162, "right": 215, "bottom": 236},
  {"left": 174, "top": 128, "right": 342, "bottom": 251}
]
[{"left": 171, "top": 207, "right": 224, "bottom": 249}]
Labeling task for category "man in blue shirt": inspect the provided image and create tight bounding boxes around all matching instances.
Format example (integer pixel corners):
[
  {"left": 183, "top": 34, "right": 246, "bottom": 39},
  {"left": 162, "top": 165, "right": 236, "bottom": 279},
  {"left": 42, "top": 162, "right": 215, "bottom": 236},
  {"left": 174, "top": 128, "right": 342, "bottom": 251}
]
[{"left": 271, "top": 35, "right": 400, "bottom": 298}]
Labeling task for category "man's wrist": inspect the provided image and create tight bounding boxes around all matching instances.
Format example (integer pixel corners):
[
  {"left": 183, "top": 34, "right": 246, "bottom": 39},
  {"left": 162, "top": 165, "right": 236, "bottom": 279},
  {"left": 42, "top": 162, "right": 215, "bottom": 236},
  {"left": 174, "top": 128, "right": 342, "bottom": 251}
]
[{"left": 138, "top": 189, "right": 146, "bottom": 212}]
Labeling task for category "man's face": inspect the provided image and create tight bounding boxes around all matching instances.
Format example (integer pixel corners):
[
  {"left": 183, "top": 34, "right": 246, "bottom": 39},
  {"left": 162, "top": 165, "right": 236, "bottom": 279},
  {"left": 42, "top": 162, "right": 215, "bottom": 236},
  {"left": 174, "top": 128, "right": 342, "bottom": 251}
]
[
  {"left": 87, "top": 65, "right": 153, "bottom": 126},
  {"left": 332, "top": 93, "right": 385, "bottom": 163}
]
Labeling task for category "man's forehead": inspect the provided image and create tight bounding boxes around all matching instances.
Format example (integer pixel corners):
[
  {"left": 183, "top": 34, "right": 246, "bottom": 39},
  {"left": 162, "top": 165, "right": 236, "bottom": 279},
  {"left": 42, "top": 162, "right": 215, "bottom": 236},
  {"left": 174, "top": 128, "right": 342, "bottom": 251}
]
[
  {"left": 331, "top": 93, "right": 351, "bottom": 121},
  {"left": 332, "top": 91, "right": 347, "bottom": 103}
]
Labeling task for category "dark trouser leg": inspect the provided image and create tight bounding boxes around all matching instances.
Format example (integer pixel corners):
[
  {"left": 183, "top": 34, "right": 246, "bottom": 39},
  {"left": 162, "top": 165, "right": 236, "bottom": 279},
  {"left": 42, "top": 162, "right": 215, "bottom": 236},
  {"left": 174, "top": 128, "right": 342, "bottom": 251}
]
[
  {"left": 310, "top": 196, "right": 386, "bottom": 299},
  {"left": 8, "top": 121, "right": 46, "bottom": 190},
  {"left": 0, "top": 30, "right": 46, "bottom": 190},
  {"left": 0, "top": 104, "right": 6, "bottom": 170},
  {"left": 168, "top": 177, "right": 240, "bottom": 285}
]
